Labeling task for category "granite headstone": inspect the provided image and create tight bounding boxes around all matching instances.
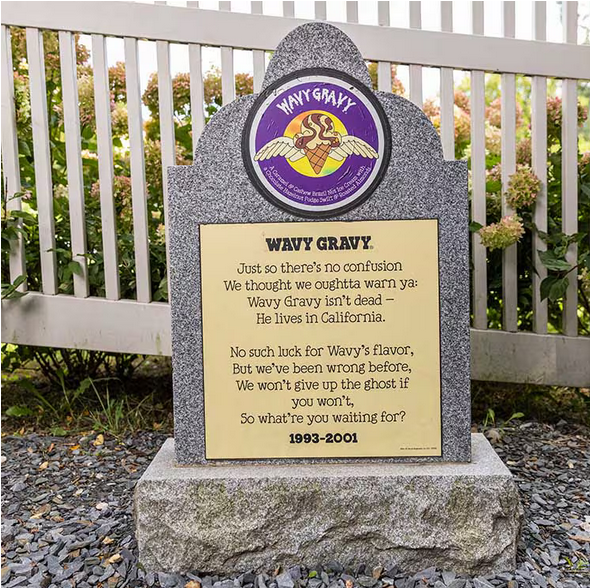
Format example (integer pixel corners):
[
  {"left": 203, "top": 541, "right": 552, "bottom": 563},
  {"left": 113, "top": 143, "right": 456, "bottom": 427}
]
[{"left": 135, "top": 22, "right": 522, "bottom": 574}]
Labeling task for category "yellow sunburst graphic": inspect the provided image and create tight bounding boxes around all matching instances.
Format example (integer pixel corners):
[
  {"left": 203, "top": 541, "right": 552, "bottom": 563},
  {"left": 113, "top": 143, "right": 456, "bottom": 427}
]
[{"left": 284, "top": 110, "right": 348, "bottom": 177}]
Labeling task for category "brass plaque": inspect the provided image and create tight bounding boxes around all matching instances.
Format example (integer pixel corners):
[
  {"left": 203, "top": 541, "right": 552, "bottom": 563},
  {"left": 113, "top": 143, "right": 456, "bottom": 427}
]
[{"left": 200, "top": 220, "right": 441, "bottom": 459}]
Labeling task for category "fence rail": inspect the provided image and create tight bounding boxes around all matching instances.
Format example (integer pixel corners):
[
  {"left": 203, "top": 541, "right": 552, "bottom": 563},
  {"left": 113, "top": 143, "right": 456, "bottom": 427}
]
[
  {"left": 2, "top": 1, "right": 590, "bottom": 387},
  {"left": 2, "top": 2, "right": 589, "bottom": 78}
]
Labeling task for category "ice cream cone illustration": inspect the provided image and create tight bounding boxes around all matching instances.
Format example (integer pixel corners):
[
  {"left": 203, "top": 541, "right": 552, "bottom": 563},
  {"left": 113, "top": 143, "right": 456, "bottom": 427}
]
[
  {"left": 304, "top": 142, "right": 332, "bottom": 174},
  {"left": 294, "top": 113, "right": 341, "bottom": 175}
]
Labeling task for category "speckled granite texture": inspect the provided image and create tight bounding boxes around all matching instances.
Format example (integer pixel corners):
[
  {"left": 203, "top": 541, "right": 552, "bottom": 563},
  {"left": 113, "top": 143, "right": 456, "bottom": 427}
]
[
  {"left": 262, "top": 21, "right": 373, "bottom": 90},
  {"left": 135, "top": 434, "right": 523, "bottom": 575},
  {"left": 168, "top": 23, "right": 471, "bottom": 465}
]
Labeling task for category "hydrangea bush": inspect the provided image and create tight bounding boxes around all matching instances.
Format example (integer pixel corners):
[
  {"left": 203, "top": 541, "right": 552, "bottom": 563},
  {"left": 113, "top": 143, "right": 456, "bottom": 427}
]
[
  {"left": 478, "top": 216, "right": 526, "bottom": 251},
  {"left": 505, "top": 165, "right": 541, "bottom": 210},
  {"left": 446, "top": 73, "right": 590, "bottom": 335}
]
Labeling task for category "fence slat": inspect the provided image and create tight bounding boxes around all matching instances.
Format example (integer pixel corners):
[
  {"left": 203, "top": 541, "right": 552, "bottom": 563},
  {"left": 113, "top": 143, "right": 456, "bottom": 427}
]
[
  {"left": 92, "top": 34, "right": 120, "bottom": 300},
  {"left": 1, "top": 25, "right": 26, "bottom": 289},
  {"left": 471, "top": 3, "right": 487, "bottom": 330},
  {"left": 59, "top": 31, "right": 89, "bottom": 298},
  {"left": 346, "top": 1, "right": 358, "bottom": 24},
  {"left": 251, "top": 2, "right": 265, "bottom": 93},
  {"left": 500, "top": 2, "right": 518, "bottom": 332},
  {"left": 219, "top": 0, "right": 235, "bottom": 107},
  {"left": 564, "top": 1, "right": 578, "bottom": 44},
  {"left": 472, "top": 2, "right": 484, "bottom": 36},
  {"left": 124, "top": 36, "right": 151, "bottom": 304},
  {"left": 156, "top": 38, "right": 174, "bottom": 289},
  {"left": 409, "top": 2, "right": 423, "bottom": 107},
  {"left": 315, "top": 2, "right": 327, "bottom": 21},
  {"left": 440, "top": 2, "right": 454, "bottom": 159},
  {"left": 253, "top": 48, "right": 265, "bottom": 93},
  {"left": 283, "top": 2, "right": 295, "bottom": 18},
  {"left": 531, "top": 2, "right": 547, "bottom": 333},
  {"left": 26, "top": 27, "right": 57, "bottom": 295},
  {"left": 189, "top": 43, "right": 205, "bottom": 153},
  {"left": 377, "top": 2, "right": 389, "bottom": 26},
  {"left": 188, "top": 0, "right": 206, "bottom": 147},
  {"left": 377, "top": 62, "right": 391, "bottom": 92},
  {"left": 502, "top": 2, "right": 515, "bottom": 37},
  {"left": 562, "top": 2, "right": 578, "bottom": 336},
  {"left": 376, "top": 2, "right": 391, "bottom": 92},
  {"left": 221, "top": 46, "right": 235, "bottom": 105}
]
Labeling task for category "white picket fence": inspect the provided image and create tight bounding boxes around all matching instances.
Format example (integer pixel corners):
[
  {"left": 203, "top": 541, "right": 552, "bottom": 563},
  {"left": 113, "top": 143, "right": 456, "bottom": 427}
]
[{"left": 2, "top": 1, "right": 590, "bottom": 386}]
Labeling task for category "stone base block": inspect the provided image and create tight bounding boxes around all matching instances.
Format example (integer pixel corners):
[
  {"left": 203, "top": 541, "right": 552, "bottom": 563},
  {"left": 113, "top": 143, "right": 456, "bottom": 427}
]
[{"left": 134, "top": 434, "right": 522, "bottom": 575}]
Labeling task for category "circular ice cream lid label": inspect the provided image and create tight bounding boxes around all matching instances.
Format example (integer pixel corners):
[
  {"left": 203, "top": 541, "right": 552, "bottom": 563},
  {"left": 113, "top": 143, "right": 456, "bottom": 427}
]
[{"left": 242, "top": 69, "right": 391, "bottom": 218}]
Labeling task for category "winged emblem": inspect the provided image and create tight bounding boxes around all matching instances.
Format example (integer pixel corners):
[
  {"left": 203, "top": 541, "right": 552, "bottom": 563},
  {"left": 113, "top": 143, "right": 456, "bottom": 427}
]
[{"left": 254, "top": 113, "right": 378, "bottom": 175}]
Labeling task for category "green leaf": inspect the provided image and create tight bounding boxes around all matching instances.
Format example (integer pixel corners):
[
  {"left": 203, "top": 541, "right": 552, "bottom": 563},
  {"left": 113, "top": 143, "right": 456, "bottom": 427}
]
[
  {"left": 10, "top": 210, "right": 37, "bottom": 223},
  {"left": 78, "top": 378, "right": 93, "bottom": 394},
  {"left": 540, "top": 275, "right": 560, "bottom": 301},
  {"left": 541, "top": 276, "right": 570, "bottom": 302},
  {"left": 548, "top": 277, "right": 569, "bottom": 302},
  {"left": 81, "top": 125, "right": 94, "bottom": 140},
  {"left": 18, "top": 138, "right": 31, "bottom": 157},
  {"left": 537, "top": 250, "right": 571, "bottom": 272},
  {"left": 469, "top": 221, "right": 483, "bottom": 233},
  {"left": 546, "top": 232, "right": 566, "bottom": 245},
  {"left": 566, "top": 232, "right": 585, "bottom": 245},
  {"left": 50, "top": 426, "right": 68, "bottom": 437},
  {"left": 6, "top": 405, "right": 33, "bottom": 417},
  {"left": 12, "top": 274, "right": 27, "bottom": 289},
  {"left": 68, "top": 260, "right": 83, "bottom": 277},
  {"left": 1, "top": 275, "right": 28, "bottom": 300},
  {"left": 47, "top": 247, "right": 69, "bottom": 255},
  {"left": 535, "top": 228, "right": 549, "bottom": 241}
]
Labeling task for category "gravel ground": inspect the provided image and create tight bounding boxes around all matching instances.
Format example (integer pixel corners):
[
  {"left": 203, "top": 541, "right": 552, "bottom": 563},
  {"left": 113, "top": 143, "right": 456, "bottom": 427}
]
[{"left": 1, "top": 421, "right": 589, "bottom": 588}]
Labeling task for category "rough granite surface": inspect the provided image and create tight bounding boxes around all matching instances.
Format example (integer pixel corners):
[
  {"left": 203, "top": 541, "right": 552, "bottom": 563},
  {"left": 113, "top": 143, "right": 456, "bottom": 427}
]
[
  {"left": 261, "top": 21, "right": 373, "bottom": 90},
  {"left": 134, "top": 434, "right": 523, "bottom": 575},
  {"left": 168, "top": 22, "right": 470, "bottom": 465}
]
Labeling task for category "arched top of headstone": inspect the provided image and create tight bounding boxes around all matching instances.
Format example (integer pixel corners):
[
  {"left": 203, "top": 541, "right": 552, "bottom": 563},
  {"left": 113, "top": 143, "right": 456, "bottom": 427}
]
[{"left": 262, "top": 22, "right": 372, "bottom": 90}]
